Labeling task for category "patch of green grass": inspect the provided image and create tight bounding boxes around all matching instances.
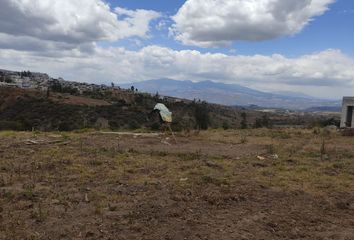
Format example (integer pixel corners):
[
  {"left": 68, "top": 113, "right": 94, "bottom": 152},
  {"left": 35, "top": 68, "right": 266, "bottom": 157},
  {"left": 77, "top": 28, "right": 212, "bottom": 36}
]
[
  {"left": 271, "top": 130, "right": 291, "bottom": 139},
  {"left": 177, "top": 151, "right": 201, "bottom": 161},
  {"left": 88, "top": 159, "right": 103, "bottom": 166},
  {"left": 0, "top": 130, "right": 17, "bottom": 137},
  {"left": 200, "top": 175, "right": 230, "bottom": 186},
  {"left": 240, "top": 134, "right": 248, "bottom": 144},
  {"left": 73, "top": 128, "right": 95, "bottom": 134},
  {"left": 60, "top": 133, "right": 71, "bottom": 140},
  {"left": 2, "top": 190, "right": 15, "bottom": 201},
  {"left": 132, "top": 128, "right": 151, "bottom": 133},
  {"left": 149, "top": 150, "right": 169, "bottom": 157}
]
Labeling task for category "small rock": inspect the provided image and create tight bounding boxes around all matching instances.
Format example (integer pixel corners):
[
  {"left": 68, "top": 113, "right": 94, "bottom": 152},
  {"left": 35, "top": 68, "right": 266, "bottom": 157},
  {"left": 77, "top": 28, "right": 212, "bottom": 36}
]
[{"left": 161, "top": 140, "right": 171, "bottom": 146}]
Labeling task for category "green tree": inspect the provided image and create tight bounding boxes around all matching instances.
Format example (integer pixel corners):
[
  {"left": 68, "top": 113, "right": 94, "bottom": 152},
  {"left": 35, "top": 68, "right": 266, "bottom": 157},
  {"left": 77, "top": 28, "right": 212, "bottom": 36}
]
[
  {"left": 253, "top": 114, "right": 272, "bottom": 128},
  {"left": 195, "top": 102, "right": 209, "bottom": 130},
  {"left": 4, "top": 76, "right": 13, "bottom": 83},
  {"left": 241, "top": 112, "right": 248, "bottom": 129},
  {"left": 222, "top": 120, "right": 230, "bottom": 130}
]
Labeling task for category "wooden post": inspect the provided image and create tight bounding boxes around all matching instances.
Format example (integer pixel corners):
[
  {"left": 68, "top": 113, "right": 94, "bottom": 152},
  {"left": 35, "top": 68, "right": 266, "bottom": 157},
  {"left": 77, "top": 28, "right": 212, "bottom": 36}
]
[{"left": 167, "top": 124, "right": 177, "bottom": 144}]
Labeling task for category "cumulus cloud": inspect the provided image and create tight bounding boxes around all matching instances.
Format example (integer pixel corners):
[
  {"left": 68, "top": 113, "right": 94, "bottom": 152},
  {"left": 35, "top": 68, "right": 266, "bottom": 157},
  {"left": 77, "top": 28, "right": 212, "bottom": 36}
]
[
  {"left": 0, "top": 0, "right": 352, "bottom": 98},
  {"left": 1, "top": 45, "right": 353, "bottom": 98},
  {"left": 0, "top": 0, "right": 160, "bottom": 50},
  {"left": 171, "top": 0, "right": 334, "bottom": 47},
  {"left": 114, "top": 7, "right": 161, "bottom": 39}
]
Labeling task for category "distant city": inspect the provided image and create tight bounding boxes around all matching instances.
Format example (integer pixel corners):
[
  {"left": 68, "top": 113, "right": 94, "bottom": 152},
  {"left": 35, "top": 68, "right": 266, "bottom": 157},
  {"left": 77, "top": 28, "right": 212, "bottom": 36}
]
[
  {"left": 0, "top": 69, "right": 112, "bottom": 94},
  {"left": 0, "top": 69, "right": 189, "bottom": 106}
]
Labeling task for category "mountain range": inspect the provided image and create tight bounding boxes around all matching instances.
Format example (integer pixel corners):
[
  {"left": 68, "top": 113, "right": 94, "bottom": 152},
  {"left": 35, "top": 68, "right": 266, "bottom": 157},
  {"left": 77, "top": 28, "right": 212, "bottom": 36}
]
[{"left": 121, "top": 79, "right": 341, "bottom": 110}]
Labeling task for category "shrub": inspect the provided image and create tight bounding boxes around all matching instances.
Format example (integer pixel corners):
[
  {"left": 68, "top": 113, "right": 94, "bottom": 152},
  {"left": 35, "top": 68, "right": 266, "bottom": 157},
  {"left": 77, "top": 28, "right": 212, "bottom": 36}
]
[
  {"left": 128, "top": 120, "right": 140, "bottom": 130},
  {"left": 0, "top": 121, "right": 24, "bottom": 131},
  {"left": 317, "top": 117, "right": 340, "bottom": 128},
  {"left": 222, "top": 120, "right": 230, "bottom": 130},
  {"left": 240, "top": 112, "right": 248, "bottom": 129},
  {"left": 195, "top": 102, "right": 209, "bottom": 130},
  {"left": 240, "top": 134, "right": 248, "bottom": 144},
  {"left": 253, "top": 114, "right": 273, "bottom": 129}
]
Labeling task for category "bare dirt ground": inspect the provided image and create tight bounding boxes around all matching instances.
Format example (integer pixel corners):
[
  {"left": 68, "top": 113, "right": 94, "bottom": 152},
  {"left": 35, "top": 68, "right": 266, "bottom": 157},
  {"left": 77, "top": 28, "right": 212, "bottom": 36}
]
[
  {"left": 50, "top": 94, "right": 111, "bottom": 106},
  {"left": 0, "top": 129, "right": 354, "bottom": 240}
]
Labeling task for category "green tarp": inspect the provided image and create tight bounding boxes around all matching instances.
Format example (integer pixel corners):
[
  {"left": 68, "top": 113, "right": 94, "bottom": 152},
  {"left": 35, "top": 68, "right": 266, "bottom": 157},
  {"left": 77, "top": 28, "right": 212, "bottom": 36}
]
[{"left": 154, "top": 103, "right": 172, "bottom": 123}]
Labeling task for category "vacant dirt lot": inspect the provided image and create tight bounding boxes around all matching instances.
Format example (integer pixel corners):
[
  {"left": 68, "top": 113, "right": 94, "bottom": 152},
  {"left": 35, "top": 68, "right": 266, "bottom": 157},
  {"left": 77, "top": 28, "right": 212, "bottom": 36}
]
[{"left": 0, "top": 129, "right": 353, "bottom": 240}]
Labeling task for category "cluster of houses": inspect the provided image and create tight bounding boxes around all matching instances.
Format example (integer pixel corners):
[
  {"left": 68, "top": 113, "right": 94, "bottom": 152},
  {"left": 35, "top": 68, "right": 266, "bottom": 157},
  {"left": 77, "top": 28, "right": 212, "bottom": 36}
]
[
  {"left": 0, "top": 69, "right": 187, "bottom": 104},
  {"left": 54, "top": 78, "right": 112, "bottom": 94},
  {"left": 0, "top": 69, "right": 50, "bottom": 91},
  {"left": 0, "top": 69, "right": 111, "bottom": 94}
]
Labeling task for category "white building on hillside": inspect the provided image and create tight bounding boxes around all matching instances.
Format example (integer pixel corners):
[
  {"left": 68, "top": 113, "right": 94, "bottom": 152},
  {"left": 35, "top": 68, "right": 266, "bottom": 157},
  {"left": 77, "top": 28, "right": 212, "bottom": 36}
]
[{"left": 340, "top": 97, "right": 354, "bottom": 128}]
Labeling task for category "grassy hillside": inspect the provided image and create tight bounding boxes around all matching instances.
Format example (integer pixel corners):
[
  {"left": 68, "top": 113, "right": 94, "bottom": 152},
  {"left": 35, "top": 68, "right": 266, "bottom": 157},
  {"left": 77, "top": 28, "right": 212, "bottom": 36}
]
[{"left": 0, "top": 87, "right": 339, "bottom": 132}]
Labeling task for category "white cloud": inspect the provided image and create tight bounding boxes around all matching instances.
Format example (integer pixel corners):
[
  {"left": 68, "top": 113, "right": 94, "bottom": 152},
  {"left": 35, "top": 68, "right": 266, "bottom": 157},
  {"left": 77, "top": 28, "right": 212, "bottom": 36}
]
[
  {"left": 1, "top": 45, "right": 353, "bottom": 98},
  {"left": 0, "top": 0, "right": 160, "bottom": 50},
  {"left": 0, "top": 0, "right": 352, "bottom": 99},
  {"left": 114, "top": 7, "right": 161, "bottom": 39},
  {"left": 171, "top": 0, "right": 334, "bottom": 47}
]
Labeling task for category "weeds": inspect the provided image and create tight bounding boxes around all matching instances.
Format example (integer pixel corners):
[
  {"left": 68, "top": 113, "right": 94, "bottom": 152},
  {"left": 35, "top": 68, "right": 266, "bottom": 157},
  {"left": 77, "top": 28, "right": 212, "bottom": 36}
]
[
  {"left": 271, "top": 130, "right": 291, "bottom": 139},
  {"left": 1, "top": 128, "right": 354, "bottom": 239},
  {"left": 150, "top": 150, "right": 168, "bottom": 157},
  {"left": 267, "top": 144, "right": 275, "bottom": 155},
  {"left": 320, "top": 137, "right": 326, "bottom": 161},
  {"left": 88, "top": 159, "right": 103, "bottom": 166},
  {"left": 0, "top": 130, "right": 17, "bottom": 137},
  {"left": 200, "top": 175, "right": 229, "bottom": 186},
  {"left": 73, "top": 128, "right": 95, "bottom": 134},
  {"left": 240, "top": 134, "right": 248, "bottom": 144},
  {"left": 32, "top": 200, "right": 47, "bottom": 222},
  {"left": 177, "top": 150, "right": 201, "bottom": 161}
]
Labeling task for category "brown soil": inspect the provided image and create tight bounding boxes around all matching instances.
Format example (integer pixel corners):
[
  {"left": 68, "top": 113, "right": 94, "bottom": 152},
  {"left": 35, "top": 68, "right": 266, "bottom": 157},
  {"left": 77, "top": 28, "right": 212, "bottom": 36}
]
[
  {"left": 50, "top": 94, "right": 111, "bottom": 106},
  {"left": 0, "top": 129, "right": 353, "bottom": 240},
  {"left": 0, "top": 88, "right": 42, "bottom": 110}
]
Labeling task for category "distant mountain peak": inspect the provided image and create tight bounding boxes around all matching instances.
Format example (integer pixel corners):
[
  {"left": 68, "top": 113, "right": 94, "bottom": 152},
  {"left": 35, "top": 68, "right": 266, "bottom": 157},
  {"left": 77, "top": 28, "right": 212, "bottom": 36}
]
[
  {"left": 121, "top": 79, "right": 340, "bottom": 110},
  {"left": 271, "top": 90, "right": 316, "bottom": 99}
]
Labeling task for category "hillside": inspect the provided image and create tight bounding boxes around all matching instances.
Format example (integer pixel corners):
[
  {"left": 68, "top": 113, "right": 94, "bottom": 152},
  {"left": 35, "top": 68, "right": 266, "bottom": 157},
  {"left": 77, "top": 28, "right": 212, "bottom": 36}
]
[
  {"left": 0, "top": 87, "right": 246, "bottom": 131},
  {"left": 0, "top": 86, "right": 338, "bottom": 132},
  {"left": 121, "top": 79, "right": 340, "bottom": 110}
]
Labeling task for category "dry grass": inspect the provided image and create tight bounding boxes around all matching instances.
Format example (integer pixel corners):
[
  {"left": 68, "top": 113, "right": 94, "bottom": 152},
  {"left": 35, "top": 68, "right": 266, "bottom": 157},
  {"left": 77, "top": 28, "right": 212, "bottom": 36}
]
[{"left": 0, "top": 128, "right": 353, "bottom": 239}]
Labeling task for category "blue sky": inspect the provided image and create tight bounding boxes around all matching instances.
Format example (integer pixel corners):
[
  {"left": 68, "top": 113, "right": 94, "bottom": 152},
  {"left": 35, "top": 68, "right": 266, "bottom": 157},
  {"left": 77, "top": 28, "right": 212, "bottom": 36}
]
[
  {"left": 109, "top": 0, "right": 186, "bottom": 13},
  {"left": 0, "top": 0, "right": 353, "bottom": 98}
]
